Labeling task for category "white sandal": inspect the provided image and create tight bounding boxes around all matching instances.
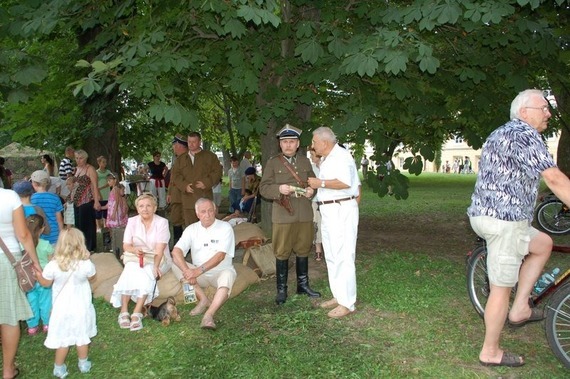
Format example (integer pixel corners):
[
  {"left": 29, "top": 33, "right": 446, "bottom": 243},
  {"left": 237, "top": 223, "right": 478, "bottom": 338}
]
[
  {"left": 118, "top": 312, "right": 130, "bottom": 329},
  {"left": 130, "top": 312, "right": 143, "bottom": 331}
]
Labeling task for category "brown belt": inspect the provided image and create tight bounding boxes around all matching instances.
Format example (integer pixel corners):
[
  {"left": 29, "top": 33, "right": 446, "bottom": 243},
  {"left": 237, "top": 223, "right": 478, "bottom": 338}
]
[{"left": 316, "top": 196, "right": 356, "bottom": 206}]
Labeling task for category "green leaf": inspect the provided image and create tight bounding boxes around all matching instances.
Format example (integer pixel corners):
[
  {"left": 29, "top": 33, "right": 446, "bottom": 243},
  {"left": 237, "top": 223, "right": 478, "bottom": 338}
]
[
  {"left": 12, "top": 66, "right": 47, "bottom": 85},
  {"left": 82, "top": 80, "right": 95, "bottom": 97},
  {"left": 223, "top": 19, "right": 247, "bottom": 39},
  {"left": 402, "top": 156, "right": 424, "bottom": 175},
  {"left": 436, "top": 3, "right": 461, "bottom": 24},
  {"left": 164, "top": 104, "right": 182, "bottom": 125},
  {"left": 91, "top": 61, "right": 107, "bottom": 73},
  {"left": 149, "top": 103, "right": 165, "bottom": 122},
  {"left": 296, "top": 22, "right": 313, "bottom": 38},
  {"left": 294, "top": 39, "right": 323, "bottom": 65},
  {"left": 358, "top": 56, "right": 378, "bottom": 77},
  {"left": 237, "top": 5, "right": 261, "bottom": 25},
  {"left": 418, "top": 55, "right": 439, "bottom": 74},
  {"left": 7, "top": 89, "right": 29, "bottom": 103},
  {"left": 75, "top": 60, "right": 91, "bottom": 68},
  {"left": 384, "top": 52, "right": 408, "bottom": 75},
  {"left": 327, "top": 36, "right": 346, "bottom": 59}
]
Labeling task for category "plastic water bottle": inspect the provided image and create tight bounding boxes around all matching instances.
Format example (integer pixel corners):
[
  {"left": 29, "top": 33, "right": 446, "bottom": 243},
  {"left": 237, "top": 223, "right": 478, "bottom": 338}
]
[
  {"left": 182, "top": 281, "right": 197, "bottom": 304},
  {"left": 533, "top": 267, "right": 560, "bottom": 295}
]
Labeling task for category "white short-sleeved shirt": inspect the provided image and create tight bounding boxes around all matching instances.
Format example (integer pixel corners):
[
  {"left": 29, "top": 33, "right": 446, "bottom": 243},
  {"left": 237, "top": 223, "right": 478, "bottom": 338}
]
[
  {"left": 317, "top": 144, "right": 360, "bottom": 201},
  {"left": 174, "top": 219, "right": 235, "bottom": 273},
  {"left": 0, "top": 189, "right": 23, "bottom": 253}
]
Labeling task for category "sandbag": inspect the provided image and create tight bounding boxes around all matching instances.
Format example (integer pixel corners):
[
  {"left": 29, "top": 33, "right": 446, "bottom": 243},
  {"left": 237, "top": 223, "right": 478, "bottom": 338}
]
[
  {"left": 242, "top": 243, "right": 275, "bottom": 278},
  {"left": 233, "top": 222, "right": 266, "bottom": 245}
]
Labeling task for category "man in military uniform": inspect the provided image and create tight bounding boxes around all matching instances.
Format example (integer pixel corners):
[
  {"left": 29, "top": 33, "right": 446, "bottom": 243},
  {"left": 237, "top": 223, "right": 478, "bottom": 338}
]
[
  {"left": 167, "top": 134, "right": 189, "bottom": 244},
  {"left": 259, "top": 124, "right": 321, "bottom": 305},
  {"left": 171, "top": 131, "right": 222, "bottom": 226}
]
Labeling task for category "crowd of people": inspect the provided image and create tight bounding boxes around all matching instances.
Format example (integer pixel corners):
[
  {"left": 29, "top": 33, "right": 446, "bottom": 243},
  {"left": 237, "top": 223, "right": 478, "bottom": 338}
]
[{"left": 2, "top": 88, "right": 568, "bottom": 377}]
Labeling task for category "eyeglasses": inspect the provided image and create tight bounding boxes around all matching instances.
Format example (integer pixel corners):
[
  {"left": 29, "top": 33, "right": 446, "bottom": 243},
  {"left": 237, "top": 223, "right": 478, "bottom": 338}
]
[{"left": 524, "top": 106, "right": 550, "bottom": 113}]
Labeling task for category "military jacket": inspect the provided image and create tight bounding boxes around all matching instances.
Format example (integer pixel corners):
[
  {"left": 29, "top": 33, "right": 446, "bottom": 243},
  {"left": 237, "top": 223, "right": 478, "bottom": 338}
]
[
  {"left": 171, "top": 150, "right": 222, "bottom": 210},
  {"left": 259, "top": 153, "right": 315, "bottom": 223}
]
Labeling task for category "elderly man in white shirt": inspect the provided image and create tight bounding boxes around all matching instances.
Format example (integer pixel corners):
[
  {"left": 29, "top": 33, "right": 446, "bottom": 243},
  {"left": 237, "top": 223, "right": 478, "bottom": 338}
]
[
  {"left": 308, "top": 126, "right": 361, "bottom": 319},
  {"left": 171, "top": 198, "right": 236, "bottom": 330}
]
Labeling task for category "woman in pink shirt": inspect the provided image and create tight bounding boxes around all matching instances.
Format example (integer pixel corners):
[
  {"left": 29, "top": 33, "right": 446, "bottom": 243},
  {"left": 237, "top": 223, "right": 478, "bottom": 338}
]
[{"left": 109, "top": 193, "right": 171, "bottom": 332}]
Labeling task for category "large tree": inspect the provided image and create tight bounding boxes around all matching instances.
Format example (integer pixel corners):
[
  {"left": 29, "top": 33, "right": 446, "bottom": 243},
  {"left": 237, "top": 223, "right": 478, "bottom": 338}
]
[{"left": 1, "top": 0, "right": 569, "bottom": 216}]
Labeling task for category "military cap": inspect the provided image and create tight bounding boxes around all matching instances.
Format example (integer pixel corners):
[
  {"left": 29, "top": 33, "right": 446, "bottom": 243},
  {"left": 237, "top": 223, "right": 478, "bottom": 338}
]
[
  {"left": 172, "top": 134, "right": 188, "bottom": 147},
  {"left": 276, "top": 124, "right": 302, "bottom": 140}
]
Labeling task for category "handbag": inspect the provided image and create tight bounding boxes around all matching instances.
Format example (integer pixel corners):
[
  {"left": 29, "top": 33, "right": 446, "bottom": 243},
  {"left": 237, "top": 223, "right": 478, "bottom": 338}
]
[
  {"left": 121, "top": 236, "right": 163, "bottom": 267},
  {"left": 0, "top": 237, "right": 37, "bottom": 292},
  {"left": 121, "top": 251, "right": 157, "bottom": 266}
]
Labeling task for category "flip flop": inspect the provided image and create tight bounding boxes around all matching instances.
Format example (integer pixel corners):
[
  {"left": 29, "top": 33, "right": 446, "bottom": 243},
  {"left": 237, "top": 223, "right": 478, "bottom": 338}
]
[
  {"left": 479, "top": 351, "right": 525, "bottom": 367},
  {"left": 508, "top": 308, "right": 544, "bottom": 328}
]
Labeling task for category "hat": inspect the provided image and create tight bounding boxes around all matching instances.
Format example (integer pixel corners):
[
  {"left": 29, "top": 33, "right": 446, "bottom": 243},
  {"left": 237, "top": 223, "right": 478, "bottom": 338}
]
[
  {"left": 276, "top": 124, "right": 302, "bottom": 140},
  {"left": 12, "top": 180, "right": 34, "bottom": 197},
  {"left": 172, "top": 134, "right": 188, "bottom": 147},
  {"left": 244, "top": 167, "right": 256, "bottom": 176},
  {"left": 30, "top": 170, "right": 50, "bottom": 183}
]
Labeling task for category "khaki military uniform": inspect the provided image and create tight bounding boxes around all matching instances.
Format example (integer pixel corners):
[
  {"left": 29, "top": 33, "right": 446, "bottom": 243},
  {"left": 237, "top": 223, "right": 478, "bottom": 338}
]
[
  {"left": 259, "top": 153, "right": 315, "bottom": 259},
  {"left": 167, "top": 168, "right": 184, "bottom": 227},
  {"left": 171, "top": 150, "right": 222, "bottom": 226}
]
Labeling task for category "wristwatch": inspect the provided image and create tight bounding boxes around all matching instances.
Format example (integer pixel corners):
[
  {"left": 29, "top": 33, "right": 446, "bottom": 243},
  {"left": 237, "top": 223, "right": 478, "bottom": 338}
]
[
  {"left": 199, "top": 265, "right": 206, "bottom": 273},
  {"left": 321, "top": 180, "right": 325, "bottom": 188}
]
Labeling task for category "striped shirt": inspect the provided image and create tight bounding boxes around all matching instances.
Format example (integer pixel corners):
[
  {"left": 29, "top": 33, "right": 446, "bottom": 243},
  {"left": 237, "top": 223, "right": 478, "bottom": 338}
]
[
  {"left": 58, "top": 157, "right": 74, "bottom": 180},
  {"left": 31, "top": 192, "right": 64, "bottom": 244}
]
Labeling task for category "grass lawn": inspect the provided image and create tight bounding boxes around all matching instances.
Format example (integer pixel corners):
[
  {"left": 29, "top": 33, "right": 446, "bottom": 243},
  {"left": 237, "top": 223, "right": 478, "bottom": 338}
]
[{"left": 14, "top": 173, "right": 570, "bottom": 378}]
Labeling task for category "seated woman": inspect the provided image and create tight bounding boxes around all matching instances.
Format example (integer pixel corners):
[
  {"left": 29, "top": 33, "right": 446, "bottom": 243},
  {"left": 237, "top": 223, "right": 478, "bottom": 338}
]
[
  {"left": 224, "top": 166, "right": 261, "bottom": 220},
  {"left": 110, "top": 193, "right": 172, "bottom": 332}
]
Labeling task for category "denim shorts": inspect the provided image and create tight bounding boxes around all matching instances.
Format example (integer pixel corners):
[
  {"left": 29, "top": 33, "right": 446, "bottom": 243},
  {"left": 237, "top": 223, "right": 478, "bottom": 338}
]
[{"left": 469, "top": 216, "right": 539, "bottom": 287}]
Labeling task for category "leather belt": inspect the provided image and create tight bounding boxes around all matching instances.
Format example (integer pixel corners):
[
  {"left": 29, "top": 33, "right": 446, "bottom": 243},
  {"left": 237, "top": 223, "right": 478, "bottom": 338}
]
[{"left": 316, "top": 196, "right": 356, "bottom": 206}]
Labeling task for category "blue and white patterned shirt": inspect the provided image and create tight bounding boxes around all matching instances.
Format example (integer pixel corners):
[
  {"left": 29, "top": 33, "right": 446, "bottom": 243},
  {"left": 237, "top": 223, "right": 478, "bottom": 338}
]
[{"left": 467, "top": 119, "right": 556, "bottom": 222}]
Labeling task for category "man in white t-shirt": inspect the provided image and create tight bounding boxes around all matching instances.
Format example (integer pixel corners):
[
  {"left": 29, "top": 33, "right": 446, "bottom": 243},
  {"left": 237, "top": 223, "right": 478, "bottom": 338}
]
[{"left": 171, "top": 198, "right": 236, "bottom": 330}]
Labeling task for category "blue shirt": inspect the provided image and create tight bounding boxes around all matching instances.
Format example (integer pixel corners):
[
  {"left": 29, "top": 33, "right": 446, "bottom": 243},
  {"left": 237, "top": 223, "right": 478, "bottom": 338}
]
[
  {"left": 467, "top": 119, "right": 556, "bottom": 222},
  {"left": 31, "top": 192, "right": 63, "bottom": 244}
]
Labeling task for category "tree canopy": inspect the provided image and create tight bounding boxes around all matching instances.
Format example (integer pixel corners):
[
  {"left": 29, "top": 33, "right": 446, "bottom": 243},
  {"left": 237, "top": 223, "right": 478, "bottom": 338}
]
[{"left": 1, "top": 0, "right": 569, "bottom": 200}]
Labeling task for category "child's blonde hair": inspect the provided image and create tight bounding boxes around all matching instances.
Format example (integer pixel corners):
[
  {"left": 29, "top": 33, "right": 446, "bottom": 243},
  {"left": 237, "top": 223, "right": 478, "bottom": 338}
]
[
  {"left": 53, "top": 228, "right": 91, "bottom": 271},
  {"left": 26, "top": 214, "right": 45, "bottom": 247}
]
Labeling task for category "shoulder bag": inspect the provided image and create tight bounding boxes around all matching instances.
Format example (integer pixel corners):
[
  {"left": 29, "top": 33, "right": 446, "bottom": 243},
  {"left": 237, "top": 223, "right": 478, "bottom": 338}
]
[
  {"left": 0, "top": 237, "right": 37, "bottom": 292},
  {"left": 276, "top": 155, "right": 307, "bottom": 215}
]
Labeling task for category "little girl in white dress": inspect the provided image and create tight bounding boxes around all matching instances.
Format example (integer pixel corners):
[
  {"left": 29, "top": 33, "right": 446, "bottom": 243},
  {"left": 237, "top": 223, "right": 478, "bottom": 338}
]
[{"left": 35, "top": 228, "right": 96, "bottom": 378}]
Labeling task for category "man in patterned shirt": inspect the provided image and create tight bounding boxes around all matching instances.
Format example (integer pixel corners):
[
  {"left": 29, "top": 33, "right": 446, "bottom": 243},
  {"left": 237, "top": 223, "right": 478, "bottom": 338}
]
[{"left": 467, "top": 89, "right": 570, "bottom": 367}]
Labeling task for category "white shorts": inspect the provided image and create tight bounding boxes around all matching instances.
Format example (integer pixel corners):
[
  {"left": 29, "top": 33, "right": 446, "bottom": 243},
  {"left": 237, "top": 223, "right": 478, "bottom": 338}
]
[{"left": 469, "top": 216, "right": 539, "bottom": 287}]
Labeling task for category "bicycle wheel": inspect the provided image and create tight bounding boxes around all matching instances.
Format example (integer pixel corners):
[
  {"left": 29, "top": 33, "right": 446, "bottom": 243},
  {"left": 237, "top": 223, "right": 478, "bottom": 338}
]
[
  {"left": 535, "top": 200, "right": 570, "bottom": 235},
  {"left": 545, "top": 282, "right": 570, "bottom": 369},
  {"left": 466, "top": 245, "right": 488, "bottom": 319}
]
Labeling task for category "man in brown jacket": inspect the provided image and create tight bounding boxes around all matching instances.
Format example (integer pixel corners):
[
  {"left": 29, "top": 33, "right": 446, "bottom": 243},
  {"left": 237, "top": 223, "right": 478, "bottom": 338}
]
[
  {"left": 259, "top": 124, "right": 321, "bottom": 305},
  {"left": 167, "top": 134, "right": 189, "bottom": 244},
  {"left": 171, "top": 132, "right": 222, "bottom": 226}
]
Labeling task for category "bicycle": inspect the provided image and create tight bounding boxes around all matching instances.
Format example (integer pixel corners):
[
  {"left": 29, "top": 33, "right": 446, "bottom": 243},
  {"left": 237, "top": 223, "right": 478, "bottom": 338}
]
[
  {"left": 534, "top": 192, "right": 570, "bottom": 235},
  {"left": 466, "top": 239, "right": 570, "bottom": 368}
]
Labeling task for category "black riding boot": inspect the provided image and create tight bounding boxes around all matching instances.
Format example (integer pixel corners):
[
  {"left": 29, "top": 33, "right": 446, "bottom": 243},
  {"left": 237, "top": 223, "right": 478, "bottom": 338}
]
[
  {"left": 276, "top": 259, "right": 289, "bottom": 305},
  {"left": 296, "top": 256, "right": 321, "bottom": 298},
  {"left": 173, "top": 225, "right": 183, "bottom": 245}
]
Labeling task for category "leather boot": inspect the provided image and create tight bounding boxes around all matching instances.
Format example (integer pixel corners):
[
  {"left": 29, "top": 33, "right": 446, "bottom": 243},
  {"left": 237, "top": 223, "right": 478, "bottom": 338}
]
[
  {"left": 276, "top": 259, "right": 289, "bottom": 305},
  {"left": 296, "top": 256, "right": 321, "bottom": 298},
  {"left": 173, "top": 225, "right": 183, "bottom": 245}
]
